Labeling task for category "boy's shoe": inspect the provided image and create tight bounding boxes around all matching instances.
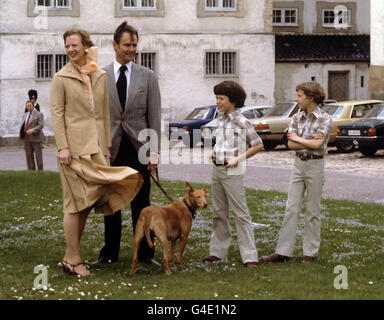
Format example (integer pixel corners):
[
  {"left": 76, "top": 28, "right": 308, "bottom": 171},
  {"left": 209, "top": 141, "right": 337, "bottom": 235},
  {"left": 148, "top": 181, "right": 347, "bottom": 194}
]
[
  {"left": 302, "top": 256, "right": 315, "bottom": 264},
  {"left": 202, "top": 255, "right": 221, "bottom": 263},
  {"left": 260, "top": 253, "right": 290, "bottom": 263},
  {"left": 244, "top": 262, "right": 258, "bottom": 268}
]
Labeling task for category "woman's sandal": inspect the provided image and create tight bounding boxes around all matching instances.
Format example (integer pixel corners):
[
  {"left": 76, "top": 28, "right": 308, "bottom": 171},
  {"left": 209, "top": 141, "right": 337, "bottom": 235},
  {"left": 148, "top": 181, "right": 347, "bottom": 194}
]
[{"left": 62, "top": 260, "right": 90, "bottom": 276}]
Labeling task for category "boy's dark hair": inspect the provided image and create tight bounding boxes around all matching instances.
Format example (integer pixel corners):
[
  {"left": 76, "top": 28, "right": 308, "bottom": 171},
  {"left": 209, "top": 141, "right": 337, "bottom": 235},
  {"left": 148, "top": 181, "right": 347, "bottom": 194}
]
[
  {"left": 213, "top": 81, "right": 246, "bottom": 108},
  {"left": 296, "top": 81, "right": 326, "bottom": 105},
  {"left": 114, "top": 21, "right": 139, "bottom": 44}
]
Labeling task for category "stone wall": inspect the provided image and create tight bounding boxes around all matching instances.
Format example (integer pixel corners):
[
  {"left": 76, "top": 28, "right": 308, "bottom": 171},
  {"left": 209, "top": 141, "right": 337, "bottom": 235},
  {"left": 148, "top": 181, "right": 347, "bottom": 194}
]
[
  {"left": 275, "top": 62, "right": 369, "bottom": 102},
  {"left": 0, "top": 0, "right": 275, "bottom": 143}
]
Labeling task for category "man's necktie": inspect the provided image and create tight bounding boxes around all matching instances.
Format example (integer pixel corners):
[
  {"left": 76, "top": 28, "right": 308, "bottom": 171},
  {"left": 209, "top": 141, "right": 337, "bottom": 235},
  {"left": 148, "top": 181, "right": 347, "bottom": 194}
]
[
  {"left": 25, "top": 112, "right": 32, "bottom": 131},
  {"left": 116, "top": 65, "right": 128, "bottom": 112}
]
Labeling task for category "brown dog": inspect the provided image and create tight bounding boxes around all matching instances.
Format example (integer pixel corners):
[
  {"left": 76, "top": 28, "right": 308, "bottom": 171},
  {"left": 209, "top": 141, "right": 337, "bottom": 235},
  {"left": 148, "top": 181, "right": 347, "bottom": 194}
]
[{"left": 130, "top": 183, "right": 208, "bottom": 275}]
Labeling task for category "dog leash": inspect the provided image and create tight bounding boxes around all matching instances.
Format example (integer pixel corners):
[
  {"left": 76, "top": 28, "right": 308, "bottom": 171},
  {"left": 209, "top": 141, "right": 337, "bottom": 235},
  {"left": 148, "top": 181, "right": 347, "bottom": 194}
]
[
  {"left": 150, "top": 168, "right": 196, "bottom": 219},
  {"left": 150, "top": 167, "right": 175, "bottom": 203}
]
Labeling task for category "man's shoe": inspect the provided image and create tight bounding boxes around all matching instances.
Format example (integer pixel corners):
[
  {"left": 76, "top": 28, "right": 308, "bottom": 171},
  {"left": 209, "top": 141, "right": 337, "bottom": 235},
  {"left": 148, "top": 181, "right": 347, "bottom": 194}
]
[
  {"left": 244, "top": 262, "right": 258, "bottom": 268},
  {"left": 302, "top": 256, "right": 315, "bottom": 264},
  {"left": 260, "top": 253, "right": 290, "bottom": 263},
  {"left": 202, "top": 255, "right": 221, "bottom": 263},
  {"left": 148, "top": 258, "right": 161, "bottom": 266},
  {"left": 89, "top": 257, "right": 116, "bottom": 266},
  {"left": 140, "top": 257, "right": 161, "bottom": 266}
]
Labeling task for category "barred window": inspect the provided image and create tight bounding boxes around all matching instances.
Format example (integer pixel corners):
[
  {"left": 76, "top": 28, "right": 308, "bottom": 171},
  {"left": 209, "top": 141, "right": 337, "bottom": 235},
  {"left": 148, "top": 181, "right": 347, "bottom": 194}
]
[
  {"left": 273, "top": 8, "right": 298, "bottom": 26},
  {"left": 205, "top": 51, "right": 237, "bottom": 76},
  {"left": 55, "top": 54, "right": 69, "bottom": 72},
  {"left": 134, "top": 52, "right": 157, "bottom": 73},
  {"left": 123, "top": 0, "right": 156, "bottom": 9},
  {"left": 37, "top": 55, "right": 53, "bottom": 79},
  {"left": 323, "top": 9, "right": 351, "bottom": 27},
  {"left": 37, "top": 53, "right": 68, "bottom": 79},
  {"left": 205, "top": 0, "right": 236, "bottom": 10},
  {"left": 36, "top": 0, "right": 71, "bottom": 8}
]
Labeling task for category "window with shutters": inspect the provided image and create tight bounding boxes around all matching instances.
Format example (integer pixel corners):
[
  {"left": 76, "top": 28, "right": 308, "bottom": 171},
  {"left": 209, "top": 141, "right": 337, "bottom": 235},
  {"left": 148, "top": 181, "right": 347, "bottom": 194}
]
[{"left": 36, "top": 53, "right": 68, "bottom": 79}]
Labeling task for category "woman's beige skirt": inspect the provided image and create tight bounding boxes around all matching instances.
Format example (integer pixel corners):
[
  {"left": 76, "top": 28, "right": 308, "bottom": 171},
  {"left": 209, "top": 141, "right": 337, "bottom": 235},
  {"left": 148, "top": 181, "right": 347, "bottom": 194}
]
[{"left": 57, "top": 149, "right": 143, "bottom": 215}]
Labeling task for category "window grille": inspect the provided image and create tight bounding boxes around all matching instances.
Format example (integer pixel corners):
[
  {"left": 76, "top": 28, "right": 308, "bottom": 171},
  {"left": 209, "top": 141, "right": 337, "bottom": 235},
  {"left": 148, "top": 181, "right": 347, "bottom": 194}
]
[
  {"left": 205, "top": 0, "right": 236, "bottom": 10},
  {"left": 37, "top": 53, "right": 68, "bottom": 79},
  {"left": 36, "top": 0, "right": 71, "bottom": 8},
  {"left": 273, "top": 8, "right": 298, "bottom": 26},
  {"left": 205, "top": 51, "right": 237, "bottom": 76},
  {"left": 123, "top": 0, "right": 156, "bottom": 9},
  {"left": 134, "top": 52, "right": 157, "bottom": 72},
  {"left": 323, "top": 9, "right": 350, "bottom": 27}
]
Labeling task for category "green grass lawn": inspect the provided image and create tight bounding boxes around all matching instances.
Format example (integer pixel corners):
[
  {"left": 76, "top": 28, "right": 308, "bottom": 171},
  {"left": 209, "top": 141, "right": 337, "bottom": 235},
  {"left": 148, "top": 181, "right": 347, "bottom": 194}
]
[{"left": 0, "top": 170, "right": 383, "bottom": 300}]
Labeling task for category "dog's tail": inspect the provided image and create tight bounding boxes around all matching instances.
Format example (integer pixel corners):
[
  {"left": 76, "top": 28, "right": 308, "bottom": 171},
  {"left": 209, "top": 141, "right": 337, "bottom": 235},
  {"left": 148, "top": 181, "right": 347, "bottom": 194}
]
[{"left": 144, "top": 215, "right": 155, "bottom": 249}]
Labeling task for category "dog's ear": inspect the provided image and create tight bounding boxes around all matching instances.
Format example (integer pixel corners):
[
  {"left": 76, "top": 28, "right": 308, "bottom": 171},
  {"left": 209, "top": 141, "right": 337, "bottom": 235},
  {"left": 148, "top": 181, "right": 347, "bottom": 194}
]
[
  {"left": 186, "top": 182, "right": 193, "bottom": 193},
  {"left": 203, "top": 185, "right": 207, "bottom": 194}
]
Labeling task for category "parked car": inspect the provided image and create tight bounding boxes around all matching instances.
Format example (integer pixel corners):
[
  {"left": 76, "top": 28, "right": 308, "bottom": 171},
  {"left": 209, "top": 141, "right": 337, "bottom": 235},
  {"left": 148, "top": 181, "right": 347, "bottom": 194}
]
[
  {"left": 250, "top": 99, "right": 381, "bottom": 151},
  {"left": 201, "top": 105, "right": 272, "bottom": 145},
  {"left": 336, "top": 103, "right": 384, "bottom": 156},
  {"left": 167, "top": 105, "right": 217, "bottom": 147},
  {"left": 321, "top": 100, "right": 384, "bottom": 152},
  {"left": 249, "top": 101, "right": 299, "bottom": 150}
]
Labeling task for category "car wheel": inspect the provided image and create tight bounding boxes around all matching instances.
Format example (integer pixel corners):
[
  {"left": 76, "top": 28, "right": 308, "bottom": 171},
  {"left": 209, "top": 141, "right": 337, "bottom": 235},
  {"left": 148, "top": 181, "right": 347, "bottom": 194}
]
[
  {"left": 336, "top": 141, "right": 355, "bottom": 153},
  {"left": 359, "top": 147, "right": 378, "bottom": 157},
  {"left": 263, "top": 141, "right": 278, "bottom": 150}
]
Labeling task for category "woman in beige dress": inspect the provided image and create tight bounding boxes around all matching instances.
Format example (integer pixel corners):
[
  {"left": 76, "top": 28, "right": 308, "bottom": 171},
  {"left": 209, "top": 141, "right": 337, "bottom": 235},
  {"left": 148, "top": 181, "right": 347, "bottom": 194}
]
[{"left": 51, "top": 28, "right": 143, "bottom": 276}]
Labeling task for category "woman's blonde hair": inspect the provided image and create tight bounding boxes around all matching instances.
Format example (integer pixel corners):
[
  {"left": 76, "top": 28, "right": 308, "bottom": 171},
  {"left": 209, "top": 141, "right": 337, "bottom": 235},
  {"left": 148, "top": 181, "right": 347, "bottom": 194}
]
[{"left": 63, "top": 28, "right": 94, "bottom": 47}]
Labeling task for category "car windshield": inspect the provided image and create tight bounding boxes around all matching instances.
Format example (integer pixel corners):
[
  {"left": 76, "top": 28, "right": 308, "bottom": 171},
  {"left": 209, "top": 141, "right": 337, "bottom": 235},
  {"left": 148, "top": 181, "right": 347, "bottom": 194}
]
[
  {"left": 263, "top": 103, "right": 294, "bottom": 117},
  {"left": 363, "top": 104, "right": 384, "bottom": 119},
  {"left": 242, "top": 110, "right": 255, "bottom": 119},
  {"left": 185, "top": 108, "right": 210, "bottom": 120},
  {"left": 321, "top": 105, "right": 344, "bottom": 118}
]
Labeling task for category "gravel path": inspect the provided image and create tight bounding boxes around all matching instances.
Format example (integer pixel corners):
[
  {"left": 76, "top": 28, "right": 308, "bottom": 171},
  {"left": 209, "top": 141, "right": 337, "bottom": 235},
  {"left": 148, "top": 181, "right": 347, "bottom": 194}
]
[{"left": 1, "top": 142, "right": 383, "bottom": 204}]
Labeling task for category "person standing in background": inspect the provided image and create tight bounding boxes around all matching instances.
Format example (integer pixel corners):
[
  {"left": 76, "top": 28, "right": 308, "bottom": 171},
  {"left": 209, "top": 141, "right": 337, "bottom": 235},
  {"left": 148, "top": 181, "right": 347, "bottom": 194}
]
[
  {"left": 25, "top": 89, "right": 40, "bottom": 112},
  {"left": 20, "top": 100, "right": 44, "bottom": 170}
]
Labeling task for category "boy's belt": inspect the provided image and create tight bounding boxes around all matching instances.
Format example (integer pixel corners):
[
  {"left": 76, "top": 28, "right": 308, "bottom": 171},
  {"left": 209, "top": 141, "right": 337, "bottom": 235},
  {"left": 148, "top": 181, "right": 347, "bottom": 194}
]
[
  {"left": 296, "top": 153, "right": 323, "bottom": 161},
  {"left": 213, "top": 160, "right": 228, "bottom": 166}
]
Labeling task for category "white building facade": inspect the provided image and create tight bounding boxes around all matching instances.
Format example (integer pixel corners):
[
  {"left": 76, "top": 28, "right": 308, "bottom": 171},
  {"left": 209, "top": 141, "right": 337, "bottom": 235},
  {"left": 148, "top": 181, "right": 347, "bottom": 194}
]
[
  {"left": 273, "top": 0, "right": 371, "bottom": 102},
  {"left": 369, "top": 0, "right": 384, "bottom": 100},
  {"left": 0, "top": 0, "right": 275, "bottom": 144}
]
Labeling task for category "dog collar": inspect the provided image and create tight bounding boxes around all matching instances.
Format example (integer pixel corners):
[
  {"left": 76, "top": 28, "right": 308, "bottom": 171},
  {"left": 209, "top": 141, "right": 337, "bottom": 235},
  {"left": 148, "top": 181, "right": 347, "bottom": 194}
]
[{"left": 183, "top": 198, "right": 196, "bottom": 219}]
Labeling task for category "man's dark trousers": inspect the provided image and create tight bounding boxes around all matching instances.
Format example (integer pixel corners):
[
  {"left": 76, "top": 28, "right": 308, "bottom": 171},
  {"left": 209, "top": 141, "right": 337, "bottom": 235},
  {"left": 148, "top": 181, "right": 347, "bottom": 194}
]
[{"left": 99, "top": 132, "right": 154, "bottom": 262}]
